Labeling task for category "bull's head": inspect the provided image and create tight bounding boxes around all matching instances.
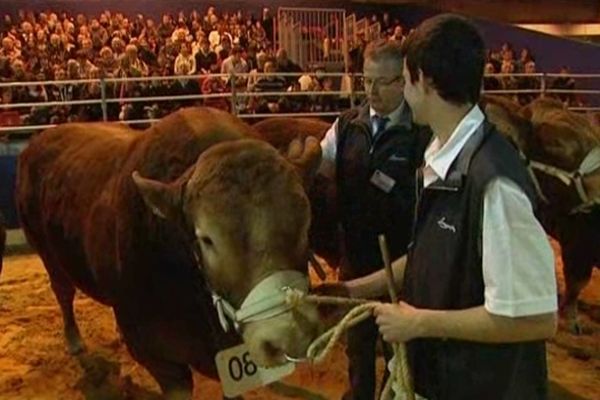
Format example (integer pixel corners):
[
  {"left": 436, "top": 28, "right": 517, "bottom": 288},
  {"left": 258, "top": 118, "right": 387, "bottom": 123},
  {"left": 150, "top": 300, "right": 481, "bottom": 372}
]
[
  {"left": 132, "top": 137, "right": 324, "bottom": 367},
  {"left": 484, "top": 96, "right": 600, "bottom": 213}
]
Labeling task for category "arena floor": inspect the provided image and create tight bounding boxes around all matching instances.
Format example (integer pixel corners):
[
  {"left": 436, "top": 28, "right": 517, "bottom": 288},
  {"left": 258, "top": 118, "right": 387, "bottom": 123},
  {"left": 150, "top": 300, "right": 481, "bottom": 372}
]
[{"left": 0, "top": 243, "right": 598, "bottom": 400}]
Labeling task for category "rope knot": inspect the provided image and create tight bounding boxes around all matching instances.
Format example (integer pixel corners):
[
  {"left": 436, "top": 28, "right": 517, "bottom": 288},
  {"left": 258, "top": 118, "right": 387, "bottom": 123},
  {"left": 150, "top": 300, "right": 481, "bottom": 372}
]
[
  {"left": 284, "top": 287, "right": 306, "bottom": 308},
  {"left": 290, "top": 291, "right": 415, "bottom": 399}
]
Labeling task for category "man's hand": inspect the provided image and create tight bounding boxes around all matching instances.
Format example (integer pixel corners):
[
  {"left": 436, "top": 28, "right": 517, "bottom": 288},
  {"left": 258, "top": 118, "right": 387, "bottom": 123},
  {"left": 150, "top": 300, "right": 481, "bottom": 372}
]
[{"left": 374, "top": 301, "right": 425, "bottom": 343}]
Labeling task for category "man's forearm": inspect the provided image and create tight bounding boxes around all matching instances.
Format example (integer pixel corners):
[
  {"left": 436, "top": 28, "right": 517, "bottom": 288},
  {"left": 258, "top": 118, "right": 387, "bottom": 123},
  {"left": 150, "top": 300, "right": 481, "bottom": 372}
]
[
  {"left": 417, "top": 306, "right": 557, "bottom": 343},
  {"left": 346, "top": 255, "right": 407, "bottom": 299}
]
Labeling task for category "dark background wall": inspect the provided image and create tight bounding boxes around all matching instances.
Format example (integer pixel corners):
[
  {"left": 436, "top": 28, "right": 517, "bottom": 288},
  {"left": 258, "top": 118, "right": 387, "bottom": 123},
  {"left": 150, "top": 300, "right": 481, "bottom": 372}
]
[{"left": 353, "top": 0, "right": 600, "bottom": 24}]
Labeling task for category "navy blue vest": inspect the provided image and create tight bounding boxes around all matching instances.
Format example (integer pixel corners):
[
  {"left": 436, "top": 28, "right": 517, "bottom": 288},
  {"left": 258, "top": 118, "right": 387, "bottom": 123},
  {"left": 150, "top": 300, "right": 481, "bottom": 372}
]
[
  {"left": 403, "top": 120, "right": 548, "bottom": 400},
  {"left": 335, "top": 102, "right": 431, "bottom": 278}
]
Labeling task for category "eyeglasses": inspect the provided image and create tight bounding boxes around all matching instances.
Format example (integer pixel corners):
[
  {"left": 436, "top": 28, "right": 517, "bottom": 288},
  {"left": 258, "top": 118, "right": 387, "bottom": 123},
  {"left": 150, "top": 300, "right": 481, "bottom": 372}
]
[{"left": 363, "top": 75, "right": 404, "bottom": 88}]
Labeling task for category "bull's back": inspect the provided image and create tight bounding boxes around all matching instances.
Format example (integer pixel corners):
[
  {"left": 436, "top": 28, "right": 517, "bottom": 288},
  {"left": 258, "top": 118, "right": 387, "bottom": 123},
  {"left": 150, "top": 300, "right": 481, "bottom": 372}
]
[
  {"left": 17, "top": 123, "right": 135, "bottom": 300},
  {"left": 253, "top": 117, "right": 330, "bottom": 150}
]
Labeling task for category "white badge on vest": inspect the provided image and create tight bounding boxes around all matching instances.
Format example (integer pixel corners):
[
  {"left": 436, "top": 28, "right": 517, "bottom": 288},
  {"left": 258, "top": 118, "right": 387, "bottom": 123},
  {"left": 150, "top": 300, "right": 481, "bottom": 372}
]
[{"left": 370, "top": 170, "right": 396, "bottom": 193}]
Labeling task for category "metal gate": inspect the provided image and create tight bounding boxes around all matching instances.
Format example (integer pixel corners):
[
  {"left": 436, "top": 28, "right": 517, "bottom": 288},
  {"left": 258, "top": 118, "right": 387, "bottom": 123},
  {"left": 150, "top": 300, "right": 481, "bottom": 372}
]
[{"left": 277, "top": 7, "right": 349, "bottom": 72}]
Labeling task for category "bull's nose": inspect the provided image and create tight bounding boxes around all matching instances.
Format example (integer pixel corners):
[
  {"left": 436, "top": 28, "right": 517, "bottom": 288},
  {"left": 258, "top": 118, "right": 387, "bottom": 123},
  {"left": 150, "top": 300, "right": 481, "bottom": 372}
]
[{"left": 260, "top": 339, "right": 286, "bottom": 366}]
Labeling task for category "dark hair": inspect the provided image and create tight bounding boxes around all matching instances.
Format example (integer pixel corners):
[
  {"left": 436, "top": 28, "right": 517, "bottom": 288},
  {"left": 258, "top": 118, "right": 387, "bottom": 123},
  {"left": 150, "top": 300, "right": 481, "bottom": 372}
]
[{"left": 402, "top": 14, "right": 485, "bottom": 105}]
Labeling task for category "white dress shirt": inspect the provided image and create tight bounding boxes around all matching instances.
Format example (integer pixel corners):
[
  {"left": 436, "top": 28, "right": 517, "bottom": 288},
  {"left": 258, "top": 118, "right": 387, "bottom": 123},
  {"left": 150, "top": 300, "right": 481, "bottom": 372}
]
[{"left": 320, "top": 102, "right": 407, "bottom": 164}]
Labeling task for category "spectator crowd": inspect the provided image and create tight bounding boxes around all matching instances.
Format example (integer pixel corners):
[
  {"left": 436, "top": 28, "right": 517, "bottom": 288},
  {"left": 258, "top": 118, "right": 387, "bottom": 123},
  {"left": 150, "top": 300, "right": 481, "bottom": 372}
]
[{"left": 0, "top": 6, "right": 585, "bottom": 128}]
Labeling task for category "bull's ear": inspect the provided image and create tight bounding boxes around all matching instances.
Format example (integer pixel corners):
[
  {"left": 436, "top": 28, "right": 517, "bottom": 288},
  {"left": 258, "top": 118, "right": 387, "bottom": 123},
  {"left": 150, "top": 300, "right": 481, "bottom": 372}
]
[
  {"left": 132, "top": 171, "right": 182, "bottom": 220},
  {"left": 285, "top": 136, "right": 322, "bottom": 189}
]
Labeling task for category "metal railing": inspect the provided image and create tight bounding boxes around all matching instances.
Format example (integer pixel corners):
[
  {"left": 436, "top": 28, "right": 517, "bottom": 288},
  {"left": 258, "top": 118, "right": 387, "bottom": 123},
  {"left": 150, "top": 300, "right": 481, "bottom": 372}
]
[
  {"left": 0, "top": 72, "right": 598, "bottom": 134},
  {"left": 277, "top": 7, "right": 348, "bottom": 71}
]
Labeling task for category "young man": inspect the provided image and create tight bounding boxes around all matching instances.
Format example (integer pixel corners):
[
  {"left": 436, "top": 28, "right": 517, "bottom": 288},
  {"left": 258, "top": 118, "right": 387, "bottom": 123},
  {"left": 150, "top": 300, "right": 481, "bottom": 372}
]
[
  {"left": 341, "top": 14, "right": 557, "bottom": 399},
  {"left": 318, "top": 39, "right": 430, "bottom": 399}
]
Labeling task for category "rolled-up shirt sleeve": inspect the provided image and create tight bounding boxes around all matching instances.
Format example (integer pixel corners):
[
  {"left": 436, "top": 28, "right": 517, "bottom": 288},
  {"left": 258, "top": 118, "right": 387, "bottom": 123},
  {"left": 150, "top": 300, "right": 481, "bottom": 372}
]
[
  {"left": 482, "top": 177, "right": 558, "bottom": 317},
  {"left": 320, "top": 118, "right": 339, "bottom": 164}
]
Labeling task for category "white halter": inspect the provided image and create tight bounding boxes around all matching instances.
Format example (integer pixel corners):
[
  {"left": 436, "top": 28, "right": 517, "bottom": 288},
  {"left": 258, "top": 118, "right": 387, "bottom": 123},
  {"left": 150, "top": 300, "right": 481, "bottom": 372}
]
[
  {"left": 526, "top": 146, "right": 600, "bottom": 214},
  {"left": 211, "top": 270, "right": 309, "bottom": 332}
]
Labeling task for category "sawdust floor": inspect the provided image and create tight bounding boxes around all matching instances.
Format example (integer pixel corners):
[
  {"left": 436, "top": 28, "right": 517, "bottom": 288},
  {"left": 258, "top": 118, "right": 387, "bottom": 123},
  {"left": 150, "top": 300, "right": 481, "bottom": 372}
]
[{"left": 0, "top": 244, "right": 598, "bottom": 400}]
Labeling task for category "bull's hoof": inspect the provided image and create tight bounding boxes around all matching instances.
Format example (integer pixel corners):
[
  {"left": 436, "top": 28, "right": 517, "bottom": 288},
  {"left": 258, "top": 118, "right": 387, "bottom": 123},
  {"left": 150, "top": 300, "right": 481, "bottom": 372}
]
[
  {"left": 67, "top": 338, "right": 86, "bottom": 355},
  {"left": 570, "top": 321, "right": 583, "bottom": 335},
  {"left": 569, "top": 320, "right": 593, "bottom": 336},
  {"left": 66, "top": 329, "right": 86, "bottom": 355}
]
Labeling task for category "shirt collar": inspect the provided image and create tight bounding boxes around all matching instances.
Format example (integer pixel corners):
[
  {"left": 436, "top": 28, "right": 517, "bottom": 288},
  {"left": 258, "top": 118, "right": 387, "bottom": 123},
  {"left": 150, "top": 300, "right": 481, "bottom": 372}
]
[
  {"left": 425, "top": 104, "right": 485, "bottom": 182},
  {"left": 369, "top": 100, "right": 409, "bottom": 129}
]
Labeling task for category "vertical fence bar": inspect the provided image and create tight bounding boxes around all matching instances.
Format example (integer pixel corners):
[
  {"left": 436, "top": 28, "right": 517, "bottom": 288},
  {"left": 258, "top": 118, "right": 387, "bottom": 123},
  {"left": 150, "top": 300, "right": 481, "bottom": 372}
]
[
  {"left": 320, "top": 11, "right": 324, "bottom": 66},
  {"left": 336, "top": 12, "right": 340, "bottom": 64},
  {"left": 100, "top": 77, "right": 108, "bottom": 122},
  {"left": 541, "top": 73, "right": 547, "bottom": 98},
  {"left": 298, "top": 16, "right": 310, "bottom": 68},
  {"left": 322, "top": 11, "right": 325, "bottom": 66},
  {"left": 298, "top": 18, "right": 301, "bottom": 65},
  {"left": 308, "top": 11, "right": 318, "bottom": 65},
  {"left": 276, "top": 7, "right": 347, "bottom": 71},
  {"left": 310, "top": 11, "right": 313, "bottom": 66},
  {"left": 343, "top": 11, "right": 349, "bottom": 73},
  {"left": 230, "top": 72, "right": 237, "bottom": 115},
  {"left": 336, "top": 14, "right": 341, "bottom": 64}
]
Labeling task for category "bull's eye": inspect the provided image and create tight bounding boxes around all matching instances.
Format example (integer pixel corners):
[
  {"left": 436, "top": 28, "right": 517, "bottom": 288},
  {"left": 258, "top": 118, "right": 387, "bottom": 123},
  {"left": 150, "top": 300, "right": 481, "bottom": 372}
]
[{"left": 200, "top": 236, "right": 214, "bottom": 247}]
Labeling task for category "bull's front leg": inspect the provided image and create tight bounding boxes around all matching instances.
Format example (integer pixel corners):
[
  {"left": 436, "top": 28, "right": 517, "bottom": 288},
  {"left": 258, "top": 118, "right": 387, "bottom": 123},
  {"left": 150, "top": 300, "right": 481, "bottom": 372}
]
[
  {"left": 114, "top": 316, "right": 194, "bottom": 398},
  {"left": 561, "top": 246, "right": 595, "bottom": 335},
  {"left": 561, "top": 276, "right": 592, "bottom": 335},
  {"left": 46, "top": 260, "right": 85, "bottom": 354}
]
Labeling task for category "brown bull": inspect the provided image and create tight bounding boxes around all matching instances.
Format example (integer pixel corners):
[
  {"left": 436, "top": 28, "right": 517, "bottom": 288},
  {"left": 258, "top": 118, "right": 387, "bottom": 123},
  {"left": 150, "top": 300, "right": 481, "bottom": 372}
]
[
  {"left": 253, "top": 117, "right": 330, "bottom": 148},
  {"left": 253, "top": 117, "right": 340, "bottom": 269},
  {"left": 16, "top": 107, "right": 324, "bottom": 398},
  {"left": 483, "top": 95, "right": 600, "bottom": 333}
]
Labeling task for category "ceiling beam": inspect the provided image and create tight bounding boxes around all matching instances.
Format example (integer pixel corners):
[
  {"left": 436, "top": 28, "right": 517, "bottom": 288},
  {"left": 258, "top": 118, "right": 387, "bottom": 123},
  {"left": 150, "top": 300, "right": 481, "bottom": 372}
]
[{"left": 351, "top": 0, "right": 600, "bottom": 23}]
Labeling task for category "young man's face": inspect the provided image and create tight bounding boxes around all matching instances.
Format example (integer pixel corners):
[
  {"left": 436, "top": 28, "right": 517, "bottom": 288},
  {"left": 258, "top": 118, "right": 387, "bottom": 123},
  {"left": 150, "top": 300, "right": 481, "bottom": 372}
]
[
  {"left": 402, "top": 59, "right": 427, "bottom": 125},
  {"left": 363, "top": 57, "right": 404, "bottom": 116}
]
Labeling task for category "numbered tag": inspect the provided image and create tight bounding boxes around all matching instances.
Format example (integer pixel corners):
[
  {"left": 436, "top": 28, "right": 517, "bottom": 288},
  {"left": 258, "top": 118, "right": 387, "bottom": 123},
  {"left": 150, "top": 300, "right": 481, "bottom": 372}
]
[{"left": 215, "top": 343, "right": 295, "bottom": 397}]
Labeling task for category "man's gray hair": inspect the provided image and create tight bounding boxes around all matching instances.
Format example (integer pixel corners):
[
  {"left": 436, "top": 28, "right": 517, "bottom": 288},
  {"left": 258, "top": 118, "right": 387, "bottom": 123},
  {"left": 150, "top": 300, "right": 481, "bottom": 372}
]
[{"left": 364, "top": 38, "right": 403, "bottom": 65}]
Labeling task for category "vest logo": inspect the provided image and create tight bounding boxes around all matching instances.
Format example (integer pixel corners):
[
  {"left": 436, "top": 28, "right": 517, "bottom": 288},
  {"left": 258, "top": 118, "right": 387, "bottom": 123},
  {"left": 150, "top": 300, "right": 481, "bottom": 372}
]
[
  {"left": 437, "top": 217, "right": 456, "bottom": 233},
  {"left": 388, "top": 154, "right": 408, "bottom": 162}
]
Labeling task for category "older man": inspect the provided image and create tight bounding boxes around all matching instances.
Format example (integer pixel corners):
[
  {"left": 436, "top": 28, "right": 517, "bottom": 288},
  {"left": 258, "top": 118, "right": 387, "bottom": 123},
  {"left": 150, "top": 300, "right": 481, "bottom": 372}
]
[{"left": 318, "top": 39, "right": 430, "bottom": 400}]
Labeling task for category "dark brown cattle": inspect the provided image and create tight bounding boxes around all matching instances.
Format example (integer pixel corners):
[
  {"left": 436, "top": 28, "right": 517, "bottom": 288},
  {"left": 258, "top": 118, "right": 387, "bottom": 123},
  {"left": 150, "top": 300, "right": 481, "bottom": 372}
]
[
  {"left": 253, "top": 117, "right": 330, "bottom": 148},
  {"left": 252, "top": 117, "right": 341, "bottom": 269},
  {"left": 483, "top": 95, "right": 600, "bottom": 333},
  {"left": 16, "top": 107, "right": 324, "bottom": 398}
]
